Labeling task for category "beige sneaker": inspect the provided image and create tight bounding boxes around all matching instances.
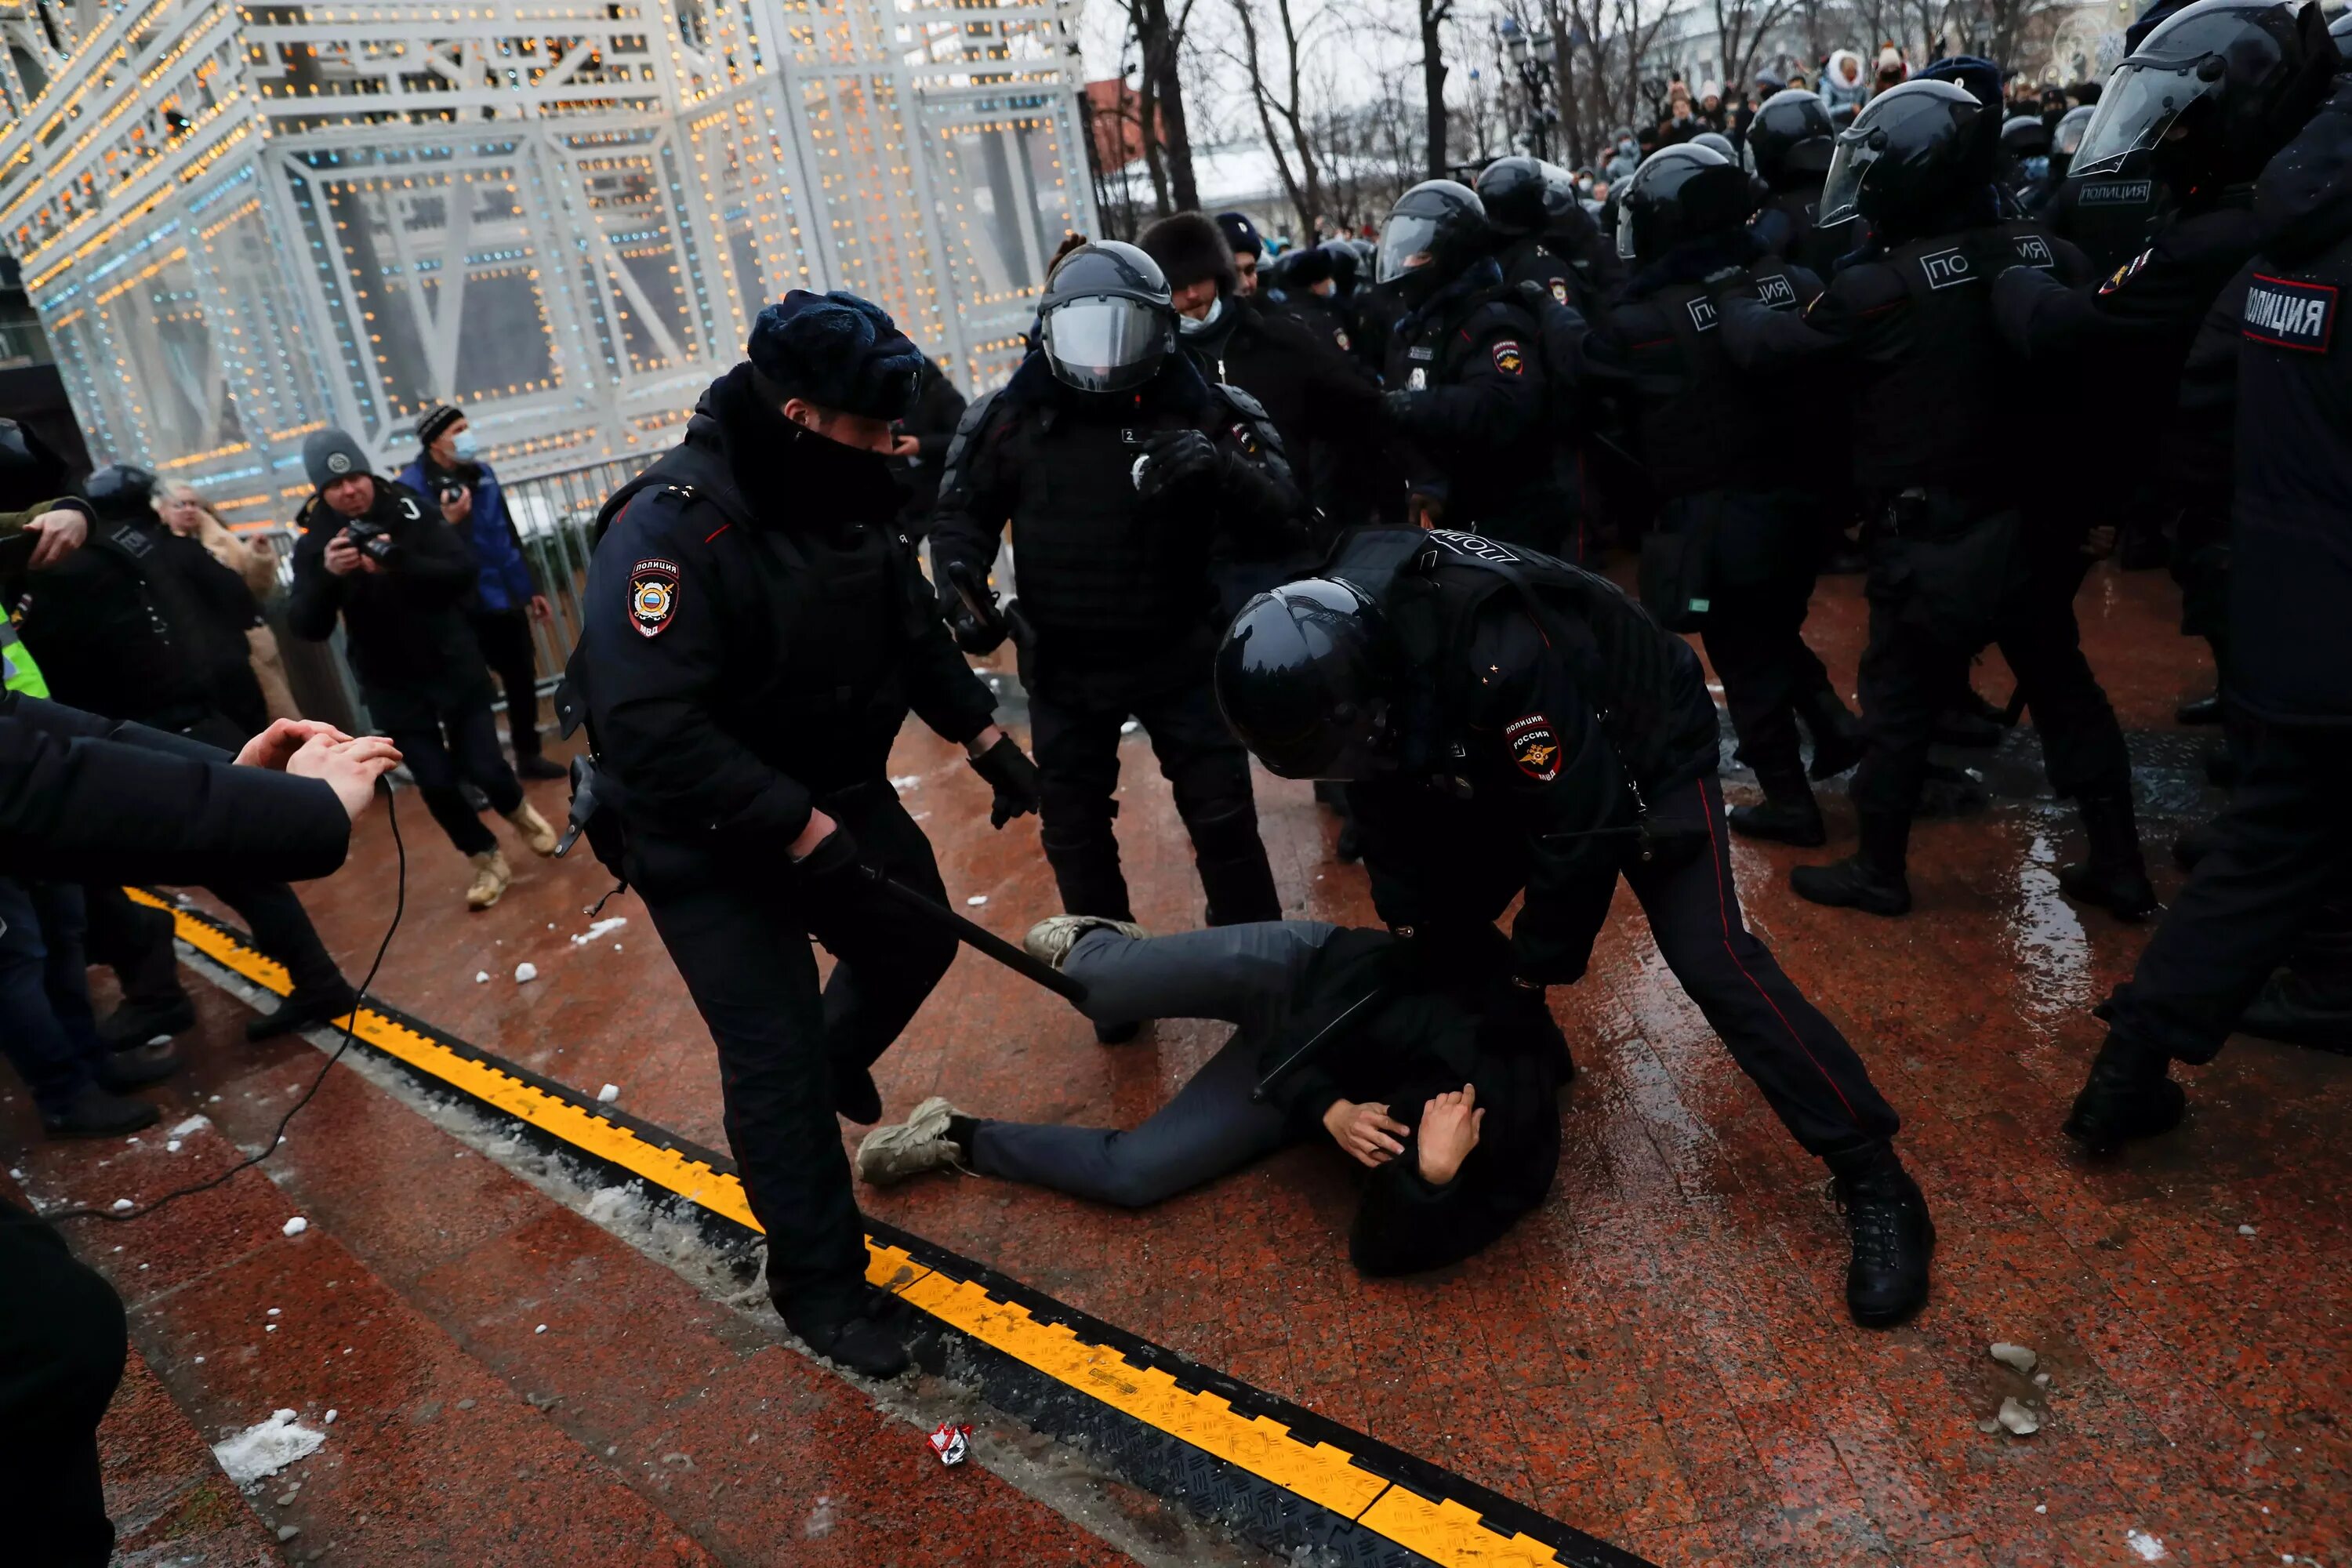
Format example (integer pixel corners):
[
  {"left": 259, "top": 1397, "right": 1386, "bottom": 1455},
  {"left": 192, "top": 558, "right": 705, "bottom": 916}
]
[
  {"left": 1022, "top": 914, "right": 1149, "bottom": 971},
  {"left": 855, "top": 1097, "right": 968, "bottom": 1187},
  {"left": 505, "top": 800, "right": 559, "bottom": 857},
  {"left": 465, "top": 848, "right": 512, "bottom": 910}
]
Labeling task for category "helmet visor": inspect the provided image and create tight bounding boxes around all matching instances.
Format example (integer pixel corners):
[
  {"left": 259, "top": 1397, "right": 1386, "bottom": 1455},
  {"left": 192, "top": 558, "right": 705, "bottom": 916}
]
[
  {"left": 2053, "top": 108, "right": 2093, "bottom": 158},
  {"left": 1042, "top": 296, "right": 1167, "bottom": 393},
  {"left": 1817, "top": 134, "right": 1882, "bottom": 225},
  {"left": 2071, "top": 58, "right": 2216, "bottom": 176},
  {"left": 1375, "top": 212, "right": 1444, "bottom": 283}
]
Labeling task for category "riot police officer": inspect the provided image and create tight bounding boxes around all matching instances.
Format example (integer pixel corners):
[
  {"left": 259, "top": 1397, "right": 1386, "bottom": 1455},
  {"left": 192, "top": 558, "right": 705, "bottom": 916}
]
[
  {"left": 1215, "top": 530, "right": 1934, "bottom": 1328},
  {"left": 1577, "top": 144, "right": 1864, "bottom": 844},
  {"left": 568, "top": 291, "right": 1044, "bottom": 1375},
  {"left": 2067, "top": 74, "right": 2352, "bottom": 1151},
  {"left": 1478, "top": 156, "right": 1595, "bottom": 313},
  {"left": 1746, "top": 88, "right": 1860, "bottom": 274},
  {"left": 928, "top": 243, "right": 1298, "bottom": 999},
  {"left": 1714, "top": 78, "right": 2102, "bottom": 918},
  {"left": 1374, "top": 181, "right": 1573, "bottom": 555}
]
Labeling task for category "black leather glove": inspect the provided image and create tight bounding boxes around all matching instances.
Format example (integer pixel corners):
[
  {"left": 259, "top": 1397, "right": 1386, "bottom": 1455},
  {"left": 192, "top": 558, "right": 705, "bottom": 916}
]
[
  {"left": 1134, "top": 429, "right": 1221, "bottom": 500},
  {"left": 938, "top": 583, "right": 1005, "bottom": 656},
  {"left": 1380, "top": 388, "right": 1417, "bottom": 427},
  {"left": 791, "top": 819, "right": 861, "bottom": 884},
  {"left": 967, "top": 734, "right": 1041, "bottom": 829}
]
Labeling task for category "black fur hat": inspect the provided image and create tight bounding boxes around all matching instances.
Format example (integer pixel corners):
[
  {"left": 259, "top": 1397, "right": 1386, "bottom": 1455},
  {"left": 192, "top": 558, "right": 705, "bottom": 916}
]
[{"left": 1137, "top": 212, "right": 1237, "bottom": 294}]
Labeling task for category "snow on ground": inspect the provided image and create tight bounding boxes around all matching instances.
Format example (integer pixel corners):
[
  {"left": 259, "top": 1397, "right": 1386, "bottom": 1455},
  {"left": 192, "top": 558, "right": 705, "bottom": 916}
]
[{"left": 212, "top": 1410, "right": 325, "bottom": 1486}]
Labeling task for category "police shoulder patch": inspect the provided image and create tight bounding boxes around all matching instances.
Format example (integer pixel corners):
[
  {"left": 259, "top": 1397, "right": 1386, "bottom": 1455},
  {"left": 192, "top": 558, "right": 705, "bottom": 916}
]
[
  {"left": 1491, "top": 339, "right": 1526, "bottom": 376},
  {"left": 2242, "top": 272, "right": 2338, "bottom": 353},
  {"left": 1334, "top": 328, "right": 1352, "bottom": 352},
  {"left": 629, "top": 557, "right": 681, "bottom": 638},
  {"left": 1549, "top": 279, "right": 1570, "bottom": 305},
  {"left": 2099, "top": 248, "right": 2151, "bottom": 296},
  {"left": 1505, "top": 713, "right": 1562, "bottom": 782}
]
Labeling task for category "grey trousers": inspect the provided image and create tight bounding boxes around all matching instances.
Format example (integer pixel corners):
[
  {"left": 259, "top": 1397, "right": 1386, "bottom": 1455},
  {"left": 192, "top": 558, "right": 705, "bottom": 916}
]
[{"left": 970, "top": 921, "right": 1339, "bottom": 1207}]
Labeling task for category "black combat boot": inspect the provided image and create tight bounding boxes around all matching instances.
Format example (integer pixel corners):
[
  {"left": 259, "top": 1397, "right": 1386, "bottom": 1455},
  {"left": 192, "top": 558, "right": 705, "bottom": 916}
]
[
  {"left": 2175, "top": 693, "right": 2224, "bottom": 726},
  {"left": 2062, "top": 1035, "right": 2187, "bottom": 1154},
  {"left": 1729, "top": 768, "right": 1827, "bottom": 847},
  {"left": 1932, "top": 706, "right": 2005, "bottom": 748},
  {"left": 1791, "top": 813, "right": 1912, "bottom": 916},
  {"left": 1828, "top": 1143, "right": 1935, "bottom": 1328},
  {"left": 782, "top": 1287, "right": 913, "bottom": 1378},
  {"left": 98, "top": 992, "right": 198, "bottom": 1047},
  {"left": 246, "top": 982, "right": 361, "bottom": 1042},
  {"left": 1797, "top": 685, "right": 1868, "bottom": 781},
  {"left": 2056, "top": 793, "right": 2158, "bottom": 921},
  {"left": 98, "top": 1040, "right": 184, "bottom": 1091},
  {"left": 42, "top": 1083, "right": 162, "bottom": 1139},
  {"left": 2238, "top": 971, "right": 2352, "bottom": 1053},
  {"left": 1190, "top": 804, "right": 1282, "bottom": 927}
]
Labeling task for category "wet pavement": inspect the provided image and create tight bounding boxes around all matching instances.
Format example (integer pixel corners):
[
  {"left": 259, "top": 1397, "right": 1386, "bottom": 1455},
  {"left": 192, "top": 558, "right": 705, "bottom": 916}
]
[{"left": 10, "top": 561, "right": 2351, "bottom": 1566}]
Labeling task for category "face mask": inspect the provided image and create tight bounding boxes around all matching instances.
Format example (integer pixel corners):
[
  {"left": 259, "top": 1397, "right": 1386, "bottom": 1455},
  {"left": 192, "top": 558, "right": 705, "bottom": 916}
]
[
  {"left": 450, "top": 430, "right": 480, "bottom": 460},
  {"left": 1178, "top": 294, "right": 1225, "bottom": 336}
]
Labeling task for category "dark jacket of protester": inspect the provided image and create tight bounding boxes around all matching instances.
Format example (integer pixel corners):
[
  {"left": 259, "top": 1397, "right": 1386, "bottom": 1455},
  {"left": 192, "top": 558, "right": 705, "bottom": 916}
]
[
  {"left": 891, "top": 358, "right": 967, "bottom": 539},
  {"left": 15, "top": 486, "right": 267, "bottom": 739},
  {"left": 576, "top": 362, "right": 996, "bottom": 894},
  {"left": 286, "top": 477, "right": 490, "bottom": 730},
  {"left": 1257, "top": 926, "right": 1563, "bottom": 1275},
  {"left": 0, "top": 691, "right": 350, "bottom": 885},
  {"left": 928, "top": 350, "right": 1301, "bottom": 707},
  {"left": 395, "top": 452, "right": 534, "bottom": 614},
  {"left": 2228, "top": 78, "right": 2352, "bottom": 724}
]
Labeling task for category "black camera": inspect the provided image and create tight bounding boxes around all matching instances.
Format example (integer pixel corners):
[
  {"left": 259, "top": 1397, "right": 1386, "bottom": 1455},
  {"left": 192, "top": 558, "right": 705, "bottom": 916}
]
[
  {"left": 341, "top": 514, "right": 397, "bottom": 564},
  {"left": 437, "top": 480, "right": 467, "bottom": 511}
]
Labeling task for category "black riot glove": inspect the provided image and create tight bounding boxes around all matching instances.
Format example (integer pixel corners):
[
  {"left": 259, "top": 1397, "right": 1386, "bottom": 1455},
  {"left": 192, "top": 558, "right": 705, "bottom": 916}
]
[
  {"left": 967, "top": 734, "right": 1042, "bottom": 829},
  {"left": 1379, "top": 389, "right": 1418, "bottom": 428},
  {"left": 790, "top": 818, "right": 861, "bottom": 884},
  {"left": 938, "top": 580, "right": 1005, "bottom": 656},
  {"left": 1133, "top": 429, "right": 1222, "bottom": 501}
]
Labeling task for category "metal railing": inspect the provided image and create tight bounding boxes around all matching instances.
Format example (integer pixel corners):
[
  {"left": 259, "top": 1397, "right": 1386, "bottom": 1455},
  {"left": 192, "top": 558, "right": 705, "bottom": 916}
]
[
  {"left": 0, "top": 318, "right": 53, "bottom": 368},
  {"left": 500, "top": 454, "right": 655, "bottom": 685}
]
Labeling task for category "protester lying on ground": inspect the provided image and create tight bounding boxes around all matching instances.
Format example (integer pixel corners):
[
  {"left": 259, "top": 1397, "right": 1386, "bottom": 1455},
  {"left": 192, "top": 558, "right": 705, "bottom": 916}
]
[{"left": 855, "top": 915, "right": 1564, "bottom": 1276}]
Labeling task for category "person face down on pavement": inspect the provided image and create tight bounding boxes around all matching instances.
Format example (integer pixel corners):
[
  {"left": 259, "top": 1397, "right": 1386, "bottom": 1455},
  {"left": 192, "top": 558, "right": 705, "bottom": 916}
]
[
  {"left": 1210, "top": 528, "right": 1936, "bottom": 1328},
  {"left": 853, "top": 916, "right": 1566, "bottom": 1278},
  {"left": 565, "top": 288, "right": 1041, "bottom": 1379},
  {"left": 926, "top": 241, "right": 1301, "bottom": 974}
]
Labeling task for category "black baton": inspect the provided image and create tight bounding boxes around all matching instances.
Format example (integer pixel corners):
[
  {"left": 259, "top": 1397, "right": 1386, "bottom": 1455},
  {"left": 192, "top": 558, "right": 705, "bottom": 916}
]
[
  {"left": 856, "top": 865, "right": 1089, "bottom": 1007},
  {"left": 1251, "top": 985, "right": 1392, "bottom": 1104}
]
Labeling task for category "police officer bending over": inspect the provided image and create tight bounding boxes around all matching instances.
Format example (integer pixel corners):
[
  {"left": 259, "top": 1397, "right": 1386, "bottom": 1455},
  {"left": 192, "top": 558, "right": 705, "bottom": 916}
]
[
  {"left": 1577, "top": 142, "right": 1867, "bottom": 846},
  {"left": 930, "top": 242, "right": 1298, "bottom": 1035},
  {"left": 1713, "top": 78, "right": 2111, "bottom": 919},
  {"left": 1218, "top": 530, "right": 1934, "bottom": 1327},
  {"left": 1373, "top": 182, "right": 1577, "bottom": 556},
  {"left": 2065, "top": 71, "right": 2352, "bottom": 1152},
  {"left": 569, "top": 292, "right": 1044, "bottom": 1376}
]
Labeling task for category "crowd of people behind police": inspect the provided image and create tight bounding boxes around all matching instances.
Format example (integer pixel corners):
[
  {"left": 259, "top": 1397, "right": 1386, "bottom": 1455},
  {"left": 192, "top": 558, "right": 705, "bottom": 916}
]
[{"left": 6, "top": 2, "right": 2352, "bottom": 1551}]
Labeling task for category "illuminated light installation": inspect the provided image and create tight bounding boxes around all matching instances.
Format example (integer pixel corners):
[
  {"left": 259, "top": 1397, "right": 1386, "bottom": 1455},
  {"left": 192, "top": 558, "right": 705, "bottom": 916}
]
[{"left": 0, "top": 0, "right": 1091, "bottom": 519}]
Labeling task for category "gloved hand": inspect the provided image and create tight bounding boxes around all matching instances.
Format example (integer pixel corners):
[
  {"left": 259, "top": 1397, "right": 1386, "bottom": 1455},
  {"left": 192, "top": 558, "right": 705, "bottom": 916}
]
[
  {"left": 938, "top": 584, "right": 1005, "bottom": 656},
  {"left": 1380, "top": 388, "right": 1417, "bottom": 427},
  {"left": 1134, "top": 429, "right": 1221, "bottom": 500},
  {"left": 791, "top": 818, "right": 862, "bottom": 884},
  {"left": 967, "top": 734, "right": 1042, "bottom": 829},
  {"left": 1699, "top": 263, "right": 1748, "bottom": 296}
]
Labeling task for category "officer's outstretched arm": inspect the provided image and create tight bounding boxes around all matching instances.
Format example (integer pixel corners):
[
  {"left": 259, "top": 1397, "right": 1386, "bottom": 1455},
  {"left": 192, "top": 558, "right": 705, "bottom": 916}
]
[
  {"left": 926, "top": 390, "right": 1013, "bottom": 584},
  {"left": 1715, "top": 267, "right": 1876, "bottom": 371},
  {"left": 1210, "top": 389, "right": 1306, "bottom": 534},
  {"left": 581, "top": 496, "right": 820, "bottom": 858}
]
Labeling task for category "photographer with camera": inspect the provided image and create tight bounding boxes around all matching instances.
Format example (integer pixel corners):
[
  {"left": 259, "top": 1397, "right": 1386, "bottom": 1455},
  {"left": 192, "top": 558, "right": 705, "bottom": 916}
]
[
  {"left": 397, "top": 405, "right": 564, "bottom": 780},
  {"left": 0, "top": 695, "right": 397, "bottom": 1568},
  {"left": 288, "top": 428, "right": 559, "bottom": 909}
]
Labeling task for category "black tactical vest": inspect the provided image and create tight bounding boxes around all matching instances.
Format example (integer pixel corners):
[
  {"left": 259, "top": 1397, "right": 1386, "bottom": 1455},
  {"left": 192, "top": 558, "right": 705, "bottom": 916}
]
[
  {"left": 1324, "top": 528, "right": 1715, "bottom": 793},
  {"left": 1621, "top": 261, "right": 1806, "bottom": 496},
  {"left": 1857, "top": 222, "right": 2059, "bottom": 494}
]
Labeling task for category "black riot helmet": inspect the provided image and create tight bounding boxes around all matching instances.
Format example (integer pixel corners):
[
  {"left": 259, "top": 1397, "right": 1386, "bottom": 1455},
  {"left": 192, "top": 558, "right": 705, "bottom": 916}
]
[
  {"left": 2002, "top": 113, "right": 2053, "bottom": 159},
  {"left": 1475, "top": 155, "right": 1551, "bottom": 236},
  {"left": 0, "top": 418, "right": 71, "bottom": 510},
  {"left": 1748, "top": 88, "right": 1839, "bottom": 186},
  {"left": 1819, "top": 78, "right": 1998, "bottom": 233},
  {"left": 1375, "top": 180, "right": 1491, "bottom": 303},
  {"left": 2050, "top": 102, "right": 2097, "bottom": 176},
  {"left": 1690, "top": 130, "right": 1748, "bottom": 169},
  {"left": 84, "top": 463, "right": 158, "bottom": 524},
  {"left": 1036, "top": 240, "right": 1177, "bottom": 394},
  {"left": 1536, "top": 160, "right": 1582, "bottom": 226},
  {"left": 1615, "top": 143, "right": 1755, "bottom": 266},
  {"left": 2073, "top": 0, "right": 2340, "bottom": 191},
  {"left": 1214, "top": 579, "right": 1396, "bottom": 781}
]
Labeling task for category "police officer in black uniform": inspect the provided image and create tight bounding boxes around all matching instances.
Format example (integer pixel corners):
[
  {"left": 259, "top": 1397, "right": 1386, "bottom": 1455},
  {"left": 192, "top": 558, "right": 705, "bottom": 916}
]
[
  {"left": 928, "top": 243, "right": 1298, "bottom": 997},
  {"left": 16, "top": 463, "right": 362, "bottom": 1044},
  {"left": 2065, "top": 73, "right": 2352, "bottom": 1152},
  {"left": 1747, "top": 88, "right": 1861, "bottom": 274},
  {"left": 568, "top": 291, "right": 1043, "bottom": 1374},
  {"left": 1537, "top": 162, "right": 1628, "bottom": 305},
  {"left": 1215, "top": 530, "right": 1934, "bottom": 1327},
  {"left": 1714, "top": 78, "right": 2103, "bottom": 918},
  {"left": 1478, "top": 156, "right": 1598, "bottom": 312},
  {"left": 1374, "top": 181, "right": 1573, "bottom": 556},
  {"left": 1576, "top": 143, "right": 1865, "bottom": 845}
]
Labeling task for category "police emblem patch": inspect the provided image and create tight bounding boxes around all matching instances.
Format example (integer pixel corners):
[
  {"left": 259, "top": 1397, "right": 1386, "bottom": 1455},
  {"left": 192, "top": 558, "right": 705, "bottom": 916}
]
[
  {"left": 1505, "top": 713, "right": 1561, "bottom": 782},
  {"left": 1334, "top": 329, "right": 1352, "bottom": 351},
  {"left": 1406, "top": 367, "right": 1428, "bottom": 390},
  {"left": 1549, "top": 280, "right": 1570, "bottom": 305},
  {"left": 1492, "top": 339, "right": 1526, "bottom": 376},
  {"left": 2242, "top": 272, "right": 2338, "bottom": 352},
  {"left": 630, "top": 557, "right": 680, "bottom": 638},
  {"left": 2099, "top": 249, "right": 2151, "bottom": 296}
]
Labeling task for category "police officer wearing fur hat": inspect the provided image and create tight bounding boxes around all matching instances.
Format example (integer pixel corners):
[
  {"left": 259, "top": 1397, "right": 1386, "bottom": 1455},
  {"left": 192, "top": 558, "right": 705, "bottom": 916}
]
[{"left": 568, "top": 291, "right": 1042, "bottom": 1377}]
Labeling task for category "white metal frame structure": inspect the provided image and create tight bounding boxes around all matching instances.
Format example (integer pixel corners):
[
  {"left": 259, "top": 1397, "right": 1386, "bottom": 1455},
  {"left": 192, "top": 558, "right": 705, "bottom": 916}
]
[{"left": 0, "top": 0, "right": 1091, "bottom": 518}]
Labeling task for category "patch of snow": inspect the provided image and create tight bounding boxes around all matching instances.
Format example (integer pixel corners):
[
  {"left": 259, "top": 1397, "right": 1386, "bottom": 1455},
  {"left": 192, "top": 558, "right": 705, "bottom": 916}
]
[
  {"left": 110, "top": 1199, "right": 132, "bottom": 1212},
  {"left": 475, "top": 971, "right": 490, "bottom": 984},
  {"left": 535, "top": 1323, "right": 547, "bottom": 1334},
  {"left": 597, "top": 1084, "right": 620, "bottom": 1104},
  {"left": 1996, "top": 1398, "right": 2041, "bottom": 1436},
  {"left": 2125, "top": 1530, "right": 2167, "bottom": 1561},
  {"left": 267, "top": 1308, "right": 281, "bottom": 1316},
  {"left": 282, "top": 1218, "right": 307, "bottom": 1237},
  {"left": 804, "top": 1494, "right": 836, "bottom": 1538},
  {"left": 166, "top": 1142, "right": 182, "bottom": 1153},
  {"left": 2238, "top": 1224, "right": 2257, "bottom": 1236},
  {"left": 514, "top": 963, "right": 538, "bottom": 984},
  {"left": 890, "top": 774, "right": 923, "bottom": 790},
  {"left": 323, "top": 1410, "right": 336, "bottom": 1425},
  {"left": 966, "top": 895, "right": 988, "bottom": 907},
  {"left": 570, "top": 916, "right": 628, "bottom": 946},
  {"left": 1989, "top": 1342, "right": 2038, "bottom": 1374},
  {"left": 212, "top": 1410, "right": 325, "bottom": 1485},
  {"left": 169, "top": 1115, "right": 211, "bottom": 1137}
]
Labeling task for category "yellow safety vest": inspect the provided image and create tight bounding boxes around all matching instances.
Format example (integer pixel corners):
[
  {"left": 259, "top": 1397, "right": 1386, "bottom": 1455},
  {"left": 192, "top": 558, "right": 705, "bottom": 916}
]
[{"left": 2, "top": 615, "right": 49, "bottom": 699}]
